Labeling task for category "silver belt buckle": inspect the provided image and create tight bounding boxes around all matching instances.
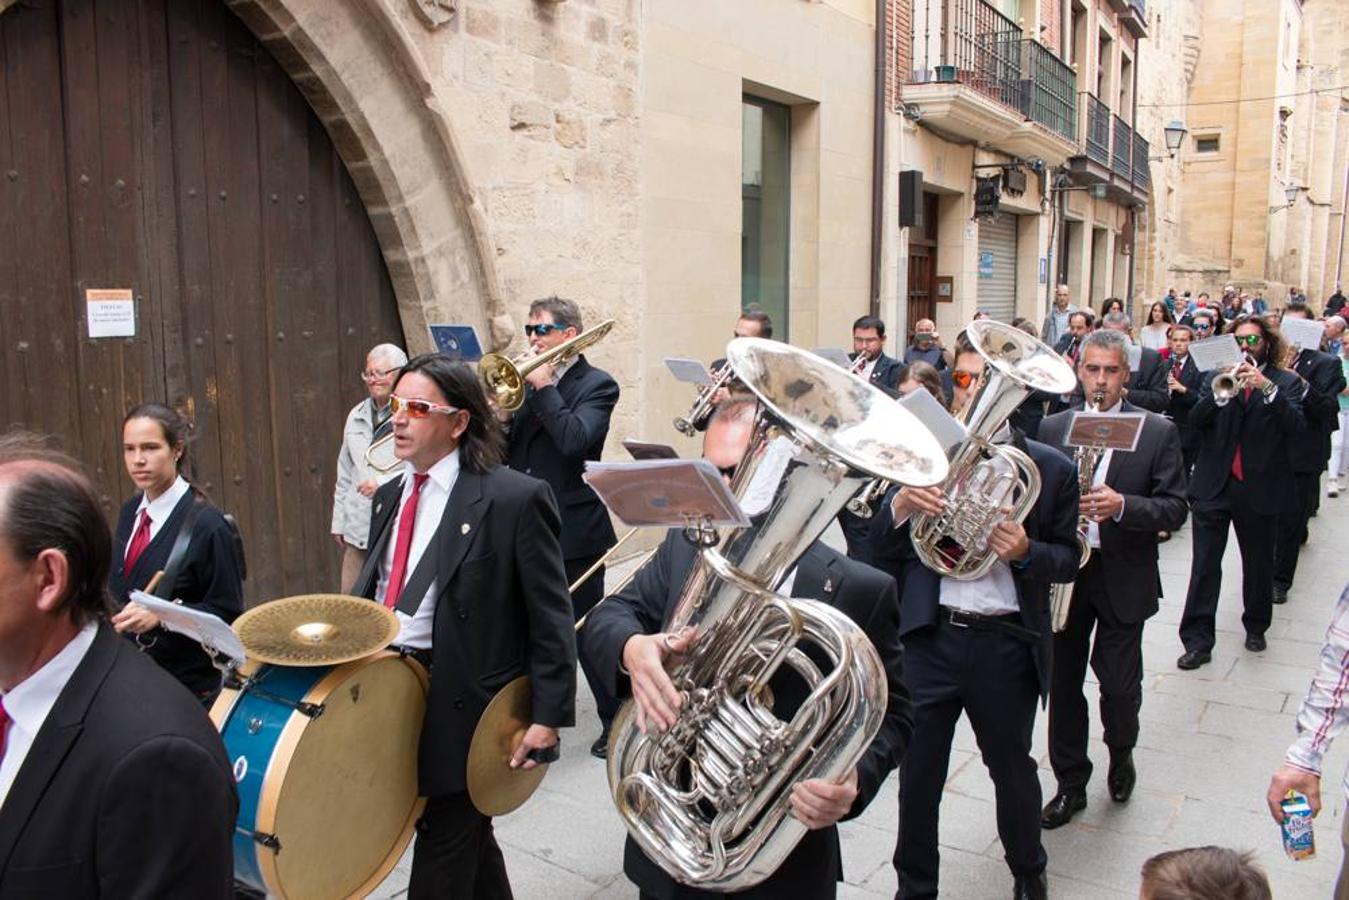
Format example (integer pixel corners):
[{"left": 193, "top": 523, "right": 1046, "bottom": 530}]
[{"left": 945, "top": 607, "right": 969, "bottom": 628}]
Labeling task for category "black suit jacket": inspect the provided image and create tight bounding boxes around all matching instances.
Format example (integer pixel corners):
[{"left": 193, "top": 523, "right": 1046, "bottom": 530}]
[
  {"left": 1162, "top": 353, "right": 1204, "bottom": 450},
  {"left": 1037, "top": 403, "right": 1190, "bottom": 623},
  {"left": 1289, "top": 348, "right": 1347, "bottom": 472},
  {"left": 353, "top": 465, "right": 578, "bottom": 797},
  {"left": 505, "top": 354, "right": 618, "bottom": 560},
  {"left": 0, "top": 623, "right": 237, "bottom": 898},
  {"left": 1188, "top": 366, "right": 1306, "bottom": 510},
  {"left": 849, "top": 350, "right": 904, "bottom": 395},
  {"left": 1126, "top": 347, "right": 1169, "bottom": 413},
  {"left": 584, "top": 535, "right": 911, "bottom": 899},
  {"left": 869, "top": 435, "right": 1081, "bottom": 698},
  {"left": 108, "top": 492, "right": 244, "bottom": 695}
]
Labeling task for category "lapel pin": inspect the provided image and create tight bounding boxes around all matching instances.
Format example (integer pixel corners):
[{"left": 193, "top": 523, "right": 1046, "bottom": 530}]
[
  {"left": 461, "top": 523, "right": 471, "bottom": 535},
  {"left": 824, "top": 578, "right": 834, "bottom": 593}
]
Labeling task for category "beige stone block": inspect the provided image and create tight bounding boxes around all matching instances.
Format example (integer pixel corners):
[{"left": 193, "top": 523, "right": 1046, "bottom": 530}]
[
  {"left": 553, "top": 111, "right": 588, "bottom": 149},
  {"left": 509, "top": 100, "right": 554, "bottom": 142},
  {"left": 465, "top": 6, "right": 500, "bottom": 41},
  {"left": 533, "top": 59, "right": 572, "bottom": 103}
]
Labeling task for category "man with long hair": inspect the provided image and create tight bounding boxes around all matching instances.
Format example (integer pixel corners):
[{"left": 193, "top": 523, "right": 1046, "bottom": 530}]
[{"left": 352, "top": 354, "right": 577, "bottom": 898}]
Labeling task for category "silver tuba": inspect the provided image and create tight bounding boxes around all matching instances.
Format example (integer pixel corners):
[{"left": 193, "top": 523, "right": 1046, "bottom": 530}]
[
  {"left": 910, "top": 320, "right": 1078, "bottom": 580},
  {"left": 607, "top": 338, "right": 949, "bottom": 891},
  {"left": 1048, "top": 391, "right": 1106, "bottom": 632}
]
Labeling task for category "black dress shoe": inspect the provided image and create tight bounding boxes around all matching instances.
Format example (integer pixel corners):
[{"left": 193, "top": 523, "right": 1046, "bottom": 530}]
[
  {"left": 1012, "top": 871, "right": 1048, "bottom": 900},
  {"left": 1273, "top": 586, "right": 1289, "bottom": 605},
  {"left": 590, "top": 728, "right": 610, "bottom": 759},
  {"left": 1245, "top": 634, "right": 1267, "bottom": 652},
  {"left": 1040, "top": 790, "right": 1086, "bottom": 829},
  {"left": 1176, "top": 650, "right": 1211, "bottom": 670},
  {"left": 1107, "top": 753, "right": 1136, "bottom": 802}
]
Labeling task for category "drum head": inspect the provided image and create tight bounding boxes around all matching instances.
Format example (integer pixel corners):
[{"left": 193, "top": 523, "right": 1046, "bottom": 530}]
[{"left": 258, "top": 653, "right": 428, "bottom": 899}]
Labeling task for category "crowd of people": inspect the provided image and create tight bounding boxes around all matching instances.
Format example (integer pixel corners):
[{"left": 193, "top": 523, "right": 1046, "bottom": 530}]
[{"left": 5, "top": 284, "right": 1349, "bottom": 898}]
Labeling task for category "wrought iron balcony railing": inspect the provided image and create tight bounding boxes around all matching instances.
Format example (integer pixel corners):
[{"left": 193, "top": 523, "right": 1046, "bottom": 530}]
[
  {"left": 1084, "top": 94, "right": 1111, "bottom": 167},
  {"left": 1019, "top": 39, "right": 1076, "bottom": 142},
  {"left": 1111, "top": 114, "right": 1132, "bottom": 178},
  {"left": 947, "top": 0, "right": 1023, "bottom": 109},
  {"left": 1132, "top": 133, "right": 1151, "bottom": 191}
]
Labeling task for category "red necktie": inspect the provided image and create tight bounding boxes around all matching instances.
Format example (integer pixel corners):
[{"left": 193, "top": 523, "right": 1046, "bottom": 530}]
[
  {"left": 1231, "top": 386, "right": 1254, "bottom": 482},
  {"left": 384, "top": 473, "right": 429, "bottom": 610},
  {"left": 0, "top": 696, "right": 10, "bottom": 766},
  {"left": 123, "top": 509, "right": 152, "bottom": 574}
]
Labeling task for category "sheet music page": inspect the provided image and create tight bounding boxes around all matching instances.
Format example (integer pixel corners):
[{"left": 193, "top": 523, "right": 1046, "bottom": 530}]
[
  {"left": 1281, "top": 316, "right": 1325, "bottom": 353},
  {"left": 1189, "top": 334, "right": 1245, "bottom": 372},
  {"left": 129, "top": 590, "right": 248, "bottom": 666},
  {"left": 583, "top": 459, "right": 749, "bottom": 527},
  {"left": 898, "top": 388, "right": 967, "bottom": 453},
  {"left": 664, "top": 357, "right": 713, "bottom": 385},
  {"left": 811, "top": 347, "right": 851, "bottom": 369}
]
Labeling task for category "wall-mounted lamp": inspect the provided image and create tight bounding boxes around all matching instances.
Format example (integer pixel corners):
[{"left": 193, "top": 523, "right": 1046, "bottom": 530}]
[
  {"left": 1269, "top": 183, "right": 1306, "bottom": 213},
  {"left": 1149, "top": 121, "right": 1188, "bottom": 160}
]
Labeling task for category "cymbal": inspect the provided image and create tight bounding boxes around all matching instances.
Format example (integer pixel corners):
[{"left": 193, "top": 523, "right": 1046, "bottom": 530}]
[
  {"left": 233, "top": 594, "right": 399, "bottom": 666},
  {"left": 467, "top": 676, "right": 550, "bottom": 816}
]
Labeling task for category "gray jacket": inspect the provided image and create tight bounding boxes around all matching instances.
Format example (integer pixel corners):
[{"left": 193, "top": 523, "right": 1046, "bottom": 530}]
[{"left": 331, "top": 399, "right": 403, "bottom": 548}]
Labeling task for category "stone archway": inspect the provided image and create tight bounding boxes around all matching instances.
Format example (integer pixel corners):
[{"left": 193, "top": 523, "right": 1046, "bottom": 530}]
[{"left": 224, "top": 0, "right": 512, "bottom": 351}]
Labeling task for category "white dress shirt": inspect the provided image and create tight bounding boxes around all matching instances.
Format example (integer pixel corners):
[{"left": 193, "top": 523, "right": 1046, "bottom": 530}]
[
  {"left": 858, "top": 355, "right": 878, "bottom": 382},
  {"left": 377, "top": 450, "right": 462, "bottom": 649},
  {"left": 0, "top": 622, "right": 98, "bottom": 810},
  {"left": 1083, "top": 399, "right": 1126, "bottom": 550},
  {"left": 126, "top": 475, "right": 191, "bottom": 559}
]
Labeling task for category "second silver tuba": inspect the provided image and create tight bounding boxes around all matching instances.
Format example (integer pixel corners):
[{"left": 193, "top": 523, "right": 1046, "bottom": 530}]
[
  {"left": 910, "top": 320, "right": 1078, "bottom": 580},
  {"left": 607, "top": 338, "right": 949, "bottom": 891}
]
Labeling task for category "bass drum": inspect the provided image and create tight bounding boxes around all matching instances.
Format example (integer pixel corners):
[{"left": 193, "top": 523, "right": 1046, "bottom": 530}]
[{"left": 211, "top": 651, "right": 428, "bottom": 899}]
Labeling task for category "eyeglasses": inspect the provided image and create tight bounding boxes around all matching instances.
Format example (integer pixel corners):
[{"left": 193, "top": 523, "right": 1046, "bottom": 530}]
[
  {"left": 1234, "top": 334, "right": 1264, "bottom": 348},
  {"left": 524, "top": 323, "right": 567, "bottom": 338},
  {"left": 390, "top": 395, "right": 461, "bottom": 419},
  {"left": 951, "top": 370, "right": 979, "bottom": 390},
  {"left": 361, "top": 366, "right": 398, "bottom": 382}
]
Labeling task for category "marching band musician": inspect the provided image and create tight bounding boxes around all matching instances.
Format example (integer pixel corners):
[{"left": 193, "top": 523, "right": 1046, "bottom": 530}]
[
  {"left": 352, "top": 355, "right": 577, "bottom": 899},
  {"left": 1035, "top": 329, "right": 1188, "bottom": 829},
  {"left": 502, "top": 295, "right": 621, "bottom": 758},
  {"left": 332, "top": 343, "right": 408, "bottom": 592},
  {"left": 870, "top": 331, "right": 1081, "bottom": 900},
  {"left": 584, "top": 397, "right": 912, "bottom": 900},
  {"left": 851, "top": 315, "right": 905, "bottom": 393},
  {"left": 1177, "top": 315, "right": 1306, "bottom": 670},
  {"left": 1162, "top": 322, "right": 1204, "bottom": 477},
  {"left": 686, "top": 311, "right": 775, "bottom": 433},
  {"left": 1271, "top": 303, "right": 1346, "bottom": 605}
]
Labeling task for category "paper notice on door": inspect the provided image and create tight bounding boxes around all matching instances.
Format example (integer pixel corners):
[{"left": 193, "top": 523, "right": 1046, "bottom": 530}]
[{"left": 86, "top": 289, "right": 136, "bottom": 338}]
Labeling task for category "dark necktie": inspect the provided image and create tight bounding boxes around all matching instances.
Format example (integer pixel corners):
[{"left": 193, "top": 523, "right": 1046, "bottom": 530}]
[
  {"left": 384, "top": 474, "right": 429, "bottom": 610},
  {"left": 123, "top": 509, "right": 152, "bottom": 574},
  {"left": 0, "top": 696, "right": 10, "bottom": 767}
]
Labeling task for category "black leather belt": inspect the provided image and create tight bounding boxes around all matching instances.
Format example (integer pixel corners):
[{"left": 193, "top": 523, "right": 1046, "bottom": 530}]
[
  {"left": 939, "top": 606, "right": 1040, "bottom": 644},
  {"left": 393, "top": 645, "right": 434, "bottom": 670}
]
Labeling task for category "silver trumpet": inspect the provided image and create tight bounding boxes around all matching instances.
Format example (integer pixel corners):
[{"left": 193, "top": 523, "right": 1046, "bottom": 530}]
[
  {"left": 608, "top": 338, "right": 949, "bottom": 891},
  {"left": 845, "top": 475, "right": 889, "bottom": 519},
  {"left": 1212, "top": 352, "right": 1257, "bottom": 403},
  {"left": 910, "top": 320, "right": 1078, "bottom": 580},
  {"left": 1048, "top": 390, "right": 1106, "bottom": 633},
  {"left": 674, "top": 364, "right": 735, "bottom": 437}
]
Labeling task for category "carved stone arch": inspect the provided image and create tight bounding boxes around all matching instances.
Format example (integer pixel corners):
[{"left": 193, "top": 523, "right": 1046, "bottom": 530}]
[{"left": 224, "top": 0, "right": 511, "bottom": 351}]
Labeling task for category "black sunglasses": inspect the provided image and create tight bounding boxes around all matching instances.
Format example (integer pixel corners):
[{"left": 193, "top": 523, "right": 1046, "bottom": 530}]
[{"left": 524, "top": 323, "right": 567, "bottom": 338}]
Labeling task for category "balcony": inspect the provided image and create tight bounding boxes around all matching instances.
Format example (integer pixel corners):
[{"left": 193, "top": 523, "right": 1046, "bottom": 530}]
[
  {"left": 1063, "top": 95, "right": 1150, "bottom": 205},
  {"left": 903, "top": 0, "right": 1078, "bottom": 165},
  {"left": 1105, "top": 0, "right": 1148, "bottom": 37}
]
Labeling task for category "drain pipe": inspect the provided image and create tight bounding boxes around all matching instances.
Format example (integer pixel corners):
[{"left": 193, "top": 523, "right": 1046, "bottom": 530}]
[{"left": 869, "top": 0, "right": 887, "bottom": 318}]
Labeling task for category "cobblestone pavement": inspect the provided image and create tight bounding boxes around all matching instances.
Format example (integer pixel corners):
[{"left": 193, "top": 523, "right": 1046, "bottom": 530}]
[{"left": 372, "top": 486, "right": 1349, "bottom": 898}]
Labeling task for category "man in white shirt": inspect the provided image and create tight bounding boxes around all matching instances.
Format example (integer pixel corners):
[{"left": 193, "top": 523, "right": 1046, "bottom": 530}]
[
  {"left": 352, "top": 354, "right": 577, "bottom": 899},
  {"left": 0, "top": 435, "right": 236, "bottom": 897}
]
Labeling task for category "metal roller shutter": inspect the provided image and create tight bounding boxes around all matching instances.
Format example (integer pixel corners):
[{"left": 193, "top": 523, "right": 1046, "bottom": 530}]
[{"left": 977, "top": 213, "right": 1018, "bottom": 322}]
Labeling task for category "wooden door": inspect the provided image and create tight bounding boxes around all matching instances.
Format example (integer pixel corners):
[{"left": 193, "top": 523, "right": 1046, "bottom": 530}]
[{"left": 0, "top": 0, "right": 404, "bottom": 602}]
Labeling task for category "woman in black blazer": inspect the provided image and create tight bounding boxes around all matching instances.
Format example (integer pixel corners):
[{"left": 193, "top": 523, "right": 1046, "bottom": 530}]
[{"left": 108, "top": 403, "right": 244, "bottom": 704}]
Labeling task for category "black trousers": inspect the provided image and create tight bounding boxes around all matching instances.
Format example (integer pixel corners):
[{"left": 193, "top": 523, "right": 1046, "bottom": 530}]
[
  {"left": 408, "top": 792, "right": 512, "bottom": 900},
  {"left": 895, "top": 618, "right": 1045, "bottom": 900},
  {"left": 1273, "top": 471, "right": 1320, "bottom": 592},
  {"left": 1180, "top": 479, "right": 1276, "bottom": 652},
  {"left": 567, "top": 553, "right": 619, "bottom": 730},
  {"left": 1048, "top": 556, "right": 1145, "bottom": 791}
]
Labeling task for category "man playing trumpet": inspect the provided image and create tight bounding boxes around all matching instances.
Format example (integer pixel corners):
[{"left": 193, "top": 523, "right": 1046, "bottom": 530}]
[{"left": 1035, "top": 330, "right": 1188, "bottom": 828}]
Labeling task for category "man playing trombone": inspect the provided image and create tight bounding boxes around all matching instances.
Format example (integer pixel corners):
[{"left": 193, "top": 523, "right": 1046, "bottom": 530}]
[
  {"left": 1035, "top": 329, "right": 1188, "bottom": 829},
  {"left": 503, "top": 295, "right": 621, "bottom": 757}
]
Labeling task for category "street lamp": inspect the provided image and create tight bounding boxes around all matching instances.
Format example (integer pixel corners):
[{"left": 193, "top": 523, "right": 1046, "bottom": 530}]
[
  {"left": 1269, "top": 183, "right": 1305, "bottom": 213},
  {"left": 1150, "top": 121, "right": 1188, "bottom": 160}
]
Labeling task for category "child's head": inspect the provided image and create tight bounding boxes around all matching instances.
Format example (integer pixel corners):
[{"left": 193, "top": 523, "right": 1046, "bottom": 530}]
[{"left": 1139, "top": 847, "right": 1271, "bottom": 900}]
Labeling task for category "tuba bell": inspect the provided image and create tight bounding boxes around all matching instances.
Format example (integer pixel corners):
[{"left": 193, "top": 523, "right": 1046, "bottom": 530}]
[
  {"left": 910, "top": 320, "right": 1078, "bottom": 580},
  {"left": 607, "top": 338, "right": 949, "bottom": 891}
]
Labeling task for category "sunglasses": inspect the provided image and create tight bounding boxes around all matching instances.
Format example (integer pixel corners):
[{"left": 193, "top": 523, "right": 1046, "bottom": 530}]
[
  {"left": 1193, "top": 323, "right": 1212, "bottom": 331},
  {"left": 716, "top": 464, "right": 738, "bottom": 480},
  {"left": 1235, "top": 334, "right": 1263, "bottom": 348},
  {"left": 391, "top": 395, "right": 461, "bottom": 419},
  {"left": 951, "top": 369, "right": 979, "bottom": 390},
  {"left": 524, "top": 323, "right": 567, "bottom": 338},
  {"left": 360, "top": 366, "right": 399, "bottom": 382}
]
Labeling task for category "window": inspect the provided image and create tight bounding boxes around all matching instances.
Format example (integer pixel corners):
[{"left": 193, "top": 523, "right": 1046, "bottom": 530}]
[
  {"left": 742, "top": 98, "right": 790, "bottom": 337},
  {"left": 1195, "top": 135, "right": 1220, "bottom": 153}
]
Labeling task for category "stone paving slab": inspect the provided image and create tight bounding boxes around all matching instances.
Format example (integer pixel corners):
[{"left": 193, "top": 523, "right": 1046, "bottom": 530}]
[{"left": 368, "top": 489, "right": 1349, "bottom": 897}]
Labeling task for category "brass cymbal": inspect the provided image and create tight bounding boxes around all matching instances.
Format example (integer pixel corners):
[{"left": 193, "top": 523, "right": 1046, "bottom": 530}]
[
  {"left": 467, "top": 676, "right": 550, "bottom": 816},
  {"left": 233, "top": 594, "right": 399, "bottom": 666}
]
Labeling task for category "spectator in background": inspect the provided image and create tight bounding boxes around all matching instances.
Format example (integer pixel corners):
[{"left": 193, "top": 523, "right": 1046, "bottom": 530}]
[
  {"left": 1042, "top": 285, "right": 1076, "bottom": 348},
  {"left": 1325, "top": 316, "right": 1346, "bottom": 357},
  {"left": 1326, "top": 289, "right": 1347, "bottom": 318},
  {"left": 1100, "top": 297, "right": 1125, "bottom": 320},
  {"left": 903, "top": 318, "right": 951, "bottom": 372},
  {"left": 1139, "top": 847, "right": 1271, "bottom": 900},
  {"left": 898, "top": 360, "right": 947, "bottom": 407},
  {"left": 1251, "top": 292, "right": 1269, "bottom": 315},
  {"left": 1288, "top": 285, "right": 1307, "bottom": 307},
  {"left": 1190, "top": 309, "right": 1222, "bottom": 339},
  {"left": 1140, "top": 301, "right": 1175, "bottom": 351},
  {"left": 1162, "top": 287, "right": 1180, "bottom": 317},
  {"left": 1330, "top": 337, "right": 1349, "bottom": 499}
]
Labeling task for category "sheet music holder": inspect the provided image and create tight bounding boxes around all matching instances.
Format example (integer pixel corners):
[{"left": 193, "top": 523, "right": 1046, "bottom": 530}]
[
  {"left": 622, "top": 438, "right": 680, "bottom": 461},
  {"left": 583, "top": 459, "right": 750, "bottom": 528},
  {"left": 1189, "top": 334, "right": 1245, "bottom": 372},
  {"left": 1064, "top": 412, "right": 1145, "bottom": 453},
  {"left": 811, "top": 347, "right": 851, "bottom": 369},
  {"left": 664, "top": 357, "right": 713, "bottom": 385},
  {"left": 129, "top": 590, "right": 248, "bottom": 668},
  {"left": 426, "top": 324, "right": 484, "bottom": 362}
]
